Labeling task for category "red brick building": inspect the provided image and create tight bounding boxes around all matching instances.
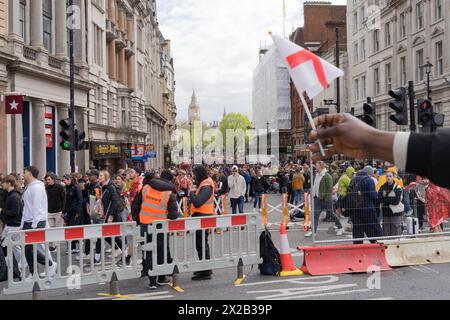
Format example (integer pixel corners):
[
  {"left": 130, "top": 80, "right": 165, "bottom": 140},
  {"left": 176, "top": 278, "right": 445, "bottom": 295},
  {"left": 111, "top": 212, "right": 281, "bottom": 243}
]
[{"left": 291, "top": 1, "right": 347, "bottom": 159}]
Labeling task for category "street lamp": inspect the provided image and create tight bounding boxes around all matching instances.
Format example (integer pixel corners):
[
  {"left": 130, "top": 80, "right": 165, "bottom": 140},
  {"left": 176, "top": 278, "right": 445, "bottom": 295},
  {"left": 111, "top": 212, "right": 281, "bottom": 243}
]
[
  {"left": 189, "top": 121, "right": 193, "bottom": 163},
  {"left": 266, "top": 121, "right": 270, "bottom": 156},
  {"left": 424, "top": 59, "right": 433, "bottom": 100}
]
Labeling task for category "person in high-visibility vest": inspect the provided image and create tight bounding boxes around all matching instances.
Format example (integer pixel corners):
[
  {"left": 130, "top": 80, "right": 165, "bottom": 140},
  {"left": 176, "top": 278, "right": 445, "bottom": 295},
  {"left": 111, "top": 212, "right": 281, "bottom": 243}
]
[
  {"left": 189, "top": 165, "right": 215, "bottom": 281},
  {"left": 131, "top": 170, "right": 178, "bottom": 290}
]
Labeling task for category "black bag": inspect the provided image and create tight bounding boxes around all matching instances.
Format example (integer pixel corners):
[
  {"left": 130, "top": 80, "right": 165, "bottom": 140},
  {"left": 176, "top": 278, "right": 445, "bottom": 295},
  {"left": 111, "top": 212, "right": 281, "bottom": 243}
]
[
  {"left": 344, "top": 176, "right": 368, "bottom": 217},
  {"left": 258, "top": 228, "right": 282, "bottom": 276}
]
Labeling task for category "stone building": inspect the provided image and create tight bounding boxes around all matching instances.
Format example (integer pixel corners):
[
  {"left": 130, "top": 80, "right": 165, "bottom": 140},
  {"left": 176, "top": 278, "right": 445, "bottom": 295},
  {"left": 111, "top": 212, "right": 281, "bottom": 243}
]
[
  {"left": 347, "top": 0, "right": 449, "bottom": 131},
  {"left": 0, "top": 0, "right": 176, "bottom": 176},
  {"left": 289, "top": 1, "right": 347, "bottom": 159}
]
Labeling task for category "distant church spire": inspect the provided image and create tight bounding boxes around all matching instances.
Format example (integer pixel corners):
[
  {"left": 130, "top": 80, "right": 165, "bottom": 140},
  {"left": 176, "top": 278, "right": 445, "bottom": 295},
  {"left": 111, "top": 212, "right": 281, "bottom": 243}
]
[{"left": 188, "top": 90, "right": 201, "bottom": 122}]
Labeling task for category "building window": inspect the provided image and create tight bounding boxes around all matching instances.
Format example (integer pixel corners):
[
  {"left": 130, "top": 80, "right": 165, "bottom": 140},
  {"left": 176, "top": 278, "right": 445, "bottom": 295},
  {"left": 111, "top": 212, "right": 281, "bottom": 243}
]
[
  {"left": 361, "top": 75, "right": 366, "bottom": 98},
  {"left": 93, "top": 24, "right": 103, "bottom": 67},
  {"left": 19, "top": 0, "right": 26, "bottom": 40},
  {"left": 94, "top": 86, "right": 103, "bottom": 124},
  {"left": 399, "top": 13, "right": 406, "bottom": 39},
  {"left": 436, "top": 41, "right": 443, "bottom": 76},
  {"left": 385, "top": 63, "right": 392, "bottom": 92},
  {"left": 43, "top": 0, "right": 52, "bottom": 52},
  {"left": 416, "top": 49, "right": 424, "bottom": 81},
  {"left": 385, "top": 22, "right": 391, "bottom": 47},
  {"left": 416, "top": 1, "right": 424, "bottom": 31},
  {"left": 354, "top": 78, "right": 360, "bottom": 101},
  {"left": 436, "top": 0, "right": 443, "bottom": 21},
  {"left": 374, "top": 68, "right": 380, "bottom": 95},
  {"left": 107, "top": 91, "right": 113, "bottom": 125},
  {"left": 138, "top": 63, "right": 143, "bottom": 91},
  {"left": 353, "top": 42, "right": 359, "bottom": 64},
  {"left": 361, "top": 38, "right": 366, "bottom": 61},
  {"left": 353, "top": 12, "right": 358, "bottom": 32},
  {"left": 360, "top": 6, "right": 365, "bottom": 26},
  {"left": 400, "top": 56, "right": 407, "bottom": 86},
  {"left": 373, "top": 29, "right": 380, "bottom": 53}
]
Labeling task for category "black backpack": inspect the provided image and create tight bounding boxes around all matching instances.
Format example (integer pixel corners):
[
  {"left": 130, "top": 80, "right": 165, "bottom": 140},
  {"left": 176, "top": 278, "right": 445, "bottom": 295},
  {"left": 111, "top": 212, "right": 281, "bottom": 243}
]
[
  {"left": 258, "top": 228, "right": 282, "bottom": 276},
  {"left": 344, "top": 176, "right": 368, "bottom": 216}
]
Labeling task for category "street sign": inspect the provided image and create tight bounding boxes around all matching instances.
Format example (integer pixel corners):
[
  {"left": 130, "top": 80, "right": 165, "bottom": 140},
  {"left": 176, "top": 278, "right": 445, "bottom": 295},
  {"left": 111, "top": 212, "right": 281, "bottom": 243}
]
[{"left": 5, "top": 95, "right": 24, "bottom": 115}]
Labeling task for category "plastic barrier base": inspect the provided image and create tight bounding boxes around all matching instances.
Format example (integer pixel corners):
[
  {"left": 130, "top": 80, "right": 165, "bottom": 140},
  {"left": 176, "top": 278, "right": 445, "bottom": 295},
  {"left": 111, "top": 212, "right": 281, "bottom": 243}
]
[
  {"left": 279, "top": 269, "right": 304, "bottom": 277},
  {"left": 381, "top": 236, "right": 450, "bottom": 267},
  {"left": 297, "top": 243, "right": 392, "bottom": 275}
]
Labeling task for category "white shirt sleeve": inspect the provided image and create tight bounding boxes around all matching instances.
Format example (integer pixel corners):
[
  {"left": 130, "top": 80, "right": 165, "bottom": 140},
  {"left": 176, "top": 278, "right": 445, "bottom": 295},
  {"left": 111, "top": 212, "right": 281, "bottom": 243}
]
[{"left": 393, "top": 132, "right": 411, "bottom": 171}]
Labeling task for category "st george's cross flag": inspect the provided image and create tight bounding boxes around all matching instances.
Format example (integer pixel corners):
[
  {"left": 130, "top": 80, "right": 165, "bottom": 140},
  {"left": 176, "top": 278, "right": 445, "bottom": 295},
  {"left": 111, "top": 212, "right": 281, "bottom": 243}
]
[{"left": 271, "top": 34, "right": 344, "bottom": 99}]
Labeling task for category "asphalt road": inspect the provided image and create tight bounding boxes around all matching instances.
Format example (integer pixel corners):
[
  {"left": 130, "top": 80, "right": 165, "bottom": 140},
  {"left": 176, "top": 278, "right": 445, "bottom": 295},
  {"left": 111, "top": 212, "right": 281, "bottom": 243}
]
[{"left": 2, "top": 193, "right": 450, "bottom": 300}]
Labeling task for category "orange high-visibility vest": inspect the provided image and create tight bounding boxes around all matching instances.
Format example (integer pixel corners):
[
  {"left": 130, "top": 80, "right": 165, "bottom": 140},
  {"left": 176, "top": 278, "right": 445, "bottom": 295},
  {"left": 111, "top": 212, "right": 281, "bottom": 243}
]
[
  {"left": 190, "top": 177, "right": 215, "bottom": 214},
  {"left": 139, "top": 185, "right": 172, "bottom": 225}
]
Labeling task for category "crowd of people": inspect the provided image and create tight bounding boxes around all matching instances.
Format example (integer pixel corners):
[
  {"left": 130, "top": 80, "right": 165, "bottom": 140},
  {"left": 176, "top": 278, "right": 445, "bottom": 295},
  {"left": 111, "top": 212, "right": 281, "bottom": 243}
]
[{"left": 0, "top": 157, "right": 446, "bottom": 286}]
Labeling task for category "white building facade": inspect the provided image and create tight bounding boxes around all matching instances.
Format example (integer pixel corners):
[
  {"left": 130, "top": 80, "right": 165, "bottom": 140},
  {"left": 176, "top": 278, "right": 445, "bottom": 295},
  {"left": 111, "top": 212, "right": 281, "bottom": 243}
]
[
  {"left": 252, "top": 46, "right": 291, "bottom": 131},
  {"left": 347, "top": 0, "right": 450, "bottom": 131}
]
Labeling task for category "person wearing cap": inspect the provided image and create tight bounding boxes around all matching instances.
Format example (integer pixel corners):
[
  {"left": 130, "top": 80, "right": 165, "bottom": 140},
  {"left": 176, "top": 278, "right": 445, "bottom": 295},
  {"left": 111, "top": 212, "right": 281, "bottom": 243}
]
[
  {"left": 44, "top": 173, "right": 66, "bottom": 251},
  {"left": 227, "top": 165, "right": 246, "bottom": 214}
]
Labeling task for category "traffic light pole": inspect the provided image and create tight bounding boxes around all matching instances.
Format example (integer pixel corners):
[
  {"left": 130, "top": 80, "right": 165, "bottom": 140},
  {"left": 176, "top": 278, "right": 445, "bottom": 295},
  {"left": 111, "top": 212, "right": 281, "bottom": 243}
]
[
  {"left": 69, "top": 0, "right": 76, "bottom": 173},
  {"left": 335, "top": 28, "right": 340, "bottom": 114},
  {"left": 408, "top": 81, "right": 416, "bottom": 133}
]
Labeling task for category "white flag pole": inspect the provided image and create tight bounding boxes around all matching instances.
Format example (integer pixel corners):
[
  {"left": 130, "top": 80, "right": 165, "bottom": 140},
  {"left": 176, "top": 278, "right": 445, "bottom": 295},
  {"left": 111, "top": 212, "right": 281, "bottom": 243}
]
[{"left": 299, "top": 91, "right": 326, "bottom": 157}]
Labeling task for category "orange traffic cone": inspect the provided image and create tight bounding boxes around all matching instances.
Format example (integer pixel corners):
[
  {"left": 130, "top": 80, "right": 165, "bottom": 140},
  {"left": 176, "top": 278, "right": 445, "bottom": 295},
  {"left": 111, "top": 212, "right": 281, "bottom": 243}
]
[{"left": 279, "top": 224, "right": 303, "bottom": 276}]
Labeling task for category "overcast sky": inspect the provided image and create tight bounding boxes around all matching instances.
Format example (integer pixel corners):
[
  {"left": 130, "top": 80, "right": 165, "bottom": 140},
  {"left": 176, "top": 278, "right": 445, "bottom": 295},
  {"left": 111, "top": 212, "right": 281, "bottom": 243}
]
[{"left": 156, "top": 0, "right": 347, "bottom": 124}]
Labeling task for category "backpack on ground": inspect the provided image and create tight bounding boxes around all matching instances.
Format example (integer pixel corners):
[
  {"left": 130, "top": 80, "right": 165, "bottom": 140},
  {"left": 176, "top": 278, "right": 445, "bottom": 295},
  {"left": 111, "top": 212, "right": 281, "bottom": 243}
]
[{"left": 258, "top": 227, "right": 282, "bottom": 276}]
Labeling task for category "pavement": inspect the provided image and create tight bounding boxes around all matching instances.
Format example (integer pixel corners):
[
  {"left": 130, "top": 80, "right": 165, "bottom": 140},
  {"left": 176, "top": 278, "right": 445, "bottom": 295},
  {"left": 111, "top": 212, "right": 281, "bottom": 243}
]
[{"left": 2, "top": 193, "right": 450, "bottom": 300}]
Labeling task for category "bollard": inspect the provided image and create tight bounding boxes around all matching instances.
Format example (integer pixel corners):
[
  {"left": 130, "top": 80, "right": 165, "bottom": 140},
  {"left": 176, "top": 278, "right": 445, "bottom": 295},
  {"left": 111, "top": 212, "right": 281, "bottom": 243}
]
[
  {"left": 261, "top": 194, "right": 267, "bottom": 226},
  {"left": 303, "top": 193, "right": 310, "bottom": 232},
  {"left": 234, "top": 258, "right": 245, "bottom": 285},
  {"left": 109, "top": 272, "right": 119, "bottom": 296},
  {"left": 32, "top": 281, "right": 40, "bottom": 300},
  {"left": 282, "top": 193, "right": 289, "bottom": 226},
  {"left": 97, "top": 271, "right": 131, "bottom": 299},
  {"left": 169, "top": 265, "right": 184, "bottom": 293}
]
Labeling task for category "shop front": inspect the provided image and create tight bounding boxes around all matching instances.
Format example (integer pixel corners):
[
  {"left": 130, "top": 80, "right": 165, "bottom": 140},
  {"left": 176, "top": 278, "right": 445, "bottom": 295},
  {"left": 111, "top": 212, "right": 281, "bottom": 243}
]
[{"left": 91, "top": 142, "right": 122, "bottom": 174}]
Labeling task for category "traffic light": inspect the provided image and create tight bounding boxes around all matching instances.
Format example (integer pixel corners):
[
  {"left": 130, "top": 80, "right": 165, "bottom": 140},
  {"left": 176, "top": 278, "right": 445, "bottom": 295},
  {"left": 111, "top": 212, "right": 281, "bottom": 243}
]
[
  {"left": 362, "top": 100, "right": 376, "bottom": 127},
  {"left": 59, "top": 118, "right": 74, "bottom": 151},
  {"left": 432, "top": 112, "right": 445, "bottom": 130},
  {"left": 388, "top": 87, "right": 408, "bottom": 125},
  {"left": 76, "top": 129, "right": 89, "bottom": 150},
  {"left": 417, "top": 99, "right": 432, "bottom": 129}
]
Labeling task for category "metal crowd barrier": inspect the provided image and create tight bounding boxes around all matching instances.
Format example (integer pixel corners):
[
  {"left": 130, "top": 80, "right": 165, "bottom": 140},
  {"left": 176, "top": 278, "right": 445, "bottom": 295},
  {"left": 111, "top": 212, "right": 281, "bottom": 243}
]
[
  {"left": 3, "top": 222, "right": 141, "bottom": 295},
  {"left": 142, "top": 213, "right": 261, "bottom": 277},
  {"left": 261, "top": 193, "right": 306, "bottom": 228}
]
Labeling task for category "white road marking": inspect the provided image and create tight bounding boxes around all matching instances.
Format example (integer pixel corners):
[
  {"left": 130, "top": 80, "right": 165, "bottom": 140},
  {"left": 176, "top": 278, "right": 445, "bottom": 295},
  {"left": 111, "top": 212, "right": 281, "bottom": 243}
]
[
  {"left": 368, "top": 297, "right": 394, "bottom": 300},
  {"left": 408, "top": 266, "right": 426, "bottom": 273},
  {"left": 266, "top": 288, "right": 372, "bottom": 300},
  {"left": 248, "top": 283, "right": 368, "bottom": 300},
  {"left": 417, "top": 265, "right": 439, "bottom": 274},
  {"left": 239, "top": 275, "right": 340, "bottom": 287}
]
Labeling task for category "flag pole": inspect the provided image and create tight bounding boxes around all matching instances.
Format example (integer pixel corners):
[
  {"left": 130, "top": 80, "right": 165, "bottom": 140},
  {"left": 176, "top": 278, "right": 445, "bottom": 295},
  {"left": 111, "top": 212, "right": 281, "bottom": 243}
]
[
  {"left": 282, "top": 0, "right": 286, "bottom": 38},
  {"left": 299, "top": 91, "right": 326, "bottom": 157}
]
